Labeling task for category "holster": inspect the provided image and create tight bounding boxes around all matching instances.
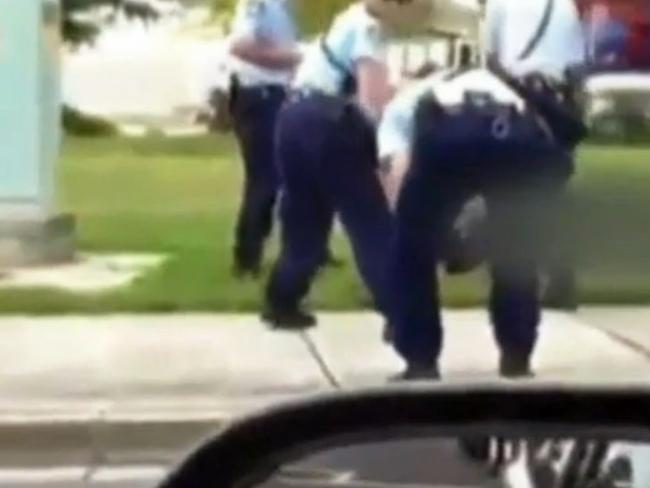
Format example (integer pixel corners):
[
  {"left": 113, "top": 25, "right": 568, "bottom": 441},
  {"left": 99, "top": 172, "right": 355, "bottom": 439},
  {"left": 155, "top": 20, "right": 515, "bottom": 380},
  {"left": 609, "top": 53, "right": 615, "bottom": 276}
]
[{"left": 498, "top": 72, "right": 588, "bottom": 149}]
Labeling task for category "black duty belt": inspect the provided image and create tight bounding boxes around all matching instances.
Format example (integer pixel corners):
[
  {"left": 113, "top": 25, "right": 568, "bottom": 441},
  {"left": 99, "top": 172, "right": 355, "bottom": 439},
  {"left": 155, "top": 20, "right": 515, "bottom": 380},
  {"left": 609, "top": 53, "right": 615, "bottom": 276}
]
[{"left": 495, "top": 70, "right": 587, "bottom": 148}]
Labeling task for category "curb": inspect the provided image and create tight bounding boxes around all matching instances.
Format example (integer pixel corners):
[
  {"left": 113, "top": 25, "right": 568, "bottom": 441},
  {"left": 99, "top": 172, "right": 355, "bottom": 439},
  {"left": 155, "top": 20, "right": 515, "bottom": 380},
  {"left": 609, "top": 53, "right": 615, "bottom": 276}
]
[
  {"left": 0, "top": 413, "right": 231, "bottom": 468},
  {"left": 0, "top": 464, "right": 170, "bottom": 488},
  {"left": 0, "top": 393, "right": 321, "bottom": 469}
]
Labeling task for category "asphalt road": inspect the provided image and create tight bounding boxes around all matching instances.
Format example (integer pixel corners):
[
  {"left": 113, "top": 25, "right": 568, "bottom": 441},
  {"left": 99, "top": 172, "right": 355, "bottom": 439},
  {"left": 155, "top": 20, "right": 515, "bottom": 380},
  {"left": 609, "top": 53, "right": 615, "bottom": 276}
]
[{"left": 259, "top": 438, "right": 496, "bottom": 488}]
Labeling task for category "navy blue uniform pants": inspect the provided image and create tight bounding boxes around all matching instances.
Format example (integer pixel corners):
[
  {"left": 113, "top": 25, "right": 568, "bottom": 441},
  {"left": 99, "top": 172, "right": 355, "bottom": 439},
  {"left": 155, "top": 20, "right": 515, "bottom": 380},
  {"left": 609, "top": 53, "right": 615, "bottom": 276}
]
[
  {"left": 231, "top": 85, "right": 286, "bottom": 269},
  {"left": 517, "top": 78, "right": 581, "bottom": 303},
  {"left": 543, "top": 170, "right": 576, "bottom": 295},
  {"left": 387, "top": 98, "right": 572, "bottom": 368},
  {"left": 267, "top": 93, "right": 393, "bottom": 314}
]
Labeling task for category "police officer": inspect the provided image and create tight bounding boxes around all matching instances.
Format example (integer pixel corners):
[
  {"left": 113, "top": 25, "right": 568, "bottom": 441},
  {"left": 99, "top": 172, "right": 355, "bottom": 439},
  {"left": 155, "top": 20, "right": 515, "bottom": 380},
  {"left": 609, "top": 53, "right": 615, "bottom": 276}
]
[
  {"left": 488, "top": 0, "right": 586, "bottom": 312},
  {"left": 262, "top": 0, "right": 429, "bottom": 329},
  {"left": 228, "top": 0, "right": 303, "bottom": 278},
  {"left": 380, "top": 0, "right": 587, "bottom": 380}
]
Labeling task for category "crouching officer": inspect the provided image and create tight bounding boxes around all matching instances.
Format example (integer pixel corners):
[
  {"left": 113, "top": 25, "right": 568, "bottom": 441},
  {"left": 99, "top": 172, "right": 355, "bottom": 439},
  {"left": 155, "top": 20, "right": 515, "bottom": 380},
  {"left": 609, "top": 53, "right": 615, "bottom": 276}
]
[
  {"left": 380, "top": 0, "right": 587, "bottom": 380},
  {"left": 263, "top": 0, "right": 431, "bottom": 329},
  {"left": 228, "top": 0, "right": 303, "bottom": 278}
]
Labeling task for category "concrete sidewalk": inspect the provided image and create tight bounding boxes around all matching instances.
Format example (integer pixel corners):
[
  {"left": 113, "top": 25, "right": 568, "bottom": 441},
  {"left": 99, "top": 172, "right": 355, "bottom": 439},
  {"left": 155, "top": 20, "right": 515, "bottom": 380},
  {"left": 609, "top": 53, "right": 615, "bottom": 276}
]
[
  {"left": 2, "top": 310, "right": 649, "bottom": 417},
  {"left": 0, "top": 309, "right": 648, "bottom": 487}
]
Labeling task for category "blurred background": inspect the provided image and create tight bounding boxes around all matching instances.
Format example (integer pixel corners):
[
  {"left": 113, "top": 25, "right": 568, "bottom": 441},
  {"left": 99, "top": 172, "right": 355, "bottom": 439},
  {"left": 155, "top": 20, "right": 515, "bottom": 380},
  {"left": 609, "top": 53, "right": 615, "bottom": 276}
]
[{"left": 0, "top": 0, "right": 648, "bottom": 313}]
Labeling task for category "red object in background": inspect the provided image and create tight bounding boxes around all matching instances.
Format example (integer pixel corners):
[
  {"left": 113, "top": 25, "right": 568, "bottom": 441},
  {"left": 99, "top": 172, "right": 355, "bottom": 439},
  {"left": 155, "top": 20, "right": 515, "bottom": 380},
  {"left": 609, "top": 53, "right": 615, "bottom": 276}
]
[
  {"left": 577, "top": 0, "right": 648, "bottom": 22},
  {"left": 628, "top": 20, "right": 650, "bottom": 66},
  {"left": 577, "top": 0, "right": 650, "bottom": 71}
]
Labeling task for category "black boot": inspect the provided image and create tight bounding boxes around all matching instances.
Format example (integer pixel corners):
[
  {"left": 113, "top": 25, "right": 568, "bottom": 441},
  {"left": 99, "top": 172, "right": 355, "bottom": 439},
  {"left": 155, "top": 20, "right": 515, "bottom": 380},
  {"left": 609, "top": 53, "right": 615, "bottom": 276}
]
[
  {"left": 500, "top": 353, "right": 534, "bottom": 379},
  {"left": 261, "top": 307, "right": 317, "bottom": 331},
  {"left": 390, "top": 363, "right": 441, "bottom": 382}
]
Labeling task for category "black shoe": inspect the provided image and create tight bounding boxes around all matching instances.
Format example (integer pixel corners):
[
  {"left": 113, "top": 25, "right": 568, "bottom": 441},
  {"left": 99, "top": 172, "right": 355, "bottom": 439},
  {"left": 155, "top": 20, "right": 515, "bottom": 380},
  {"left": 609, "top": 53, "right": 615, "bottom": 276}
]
[
  {"left": 500, "top": 353, "right": 534, "bottom": 379},
  {"left": 390, "top": 364, "right": 440, "bottom": 382},
  {"left": 261, "top": 308, "right": 317, "bottom": 331}
]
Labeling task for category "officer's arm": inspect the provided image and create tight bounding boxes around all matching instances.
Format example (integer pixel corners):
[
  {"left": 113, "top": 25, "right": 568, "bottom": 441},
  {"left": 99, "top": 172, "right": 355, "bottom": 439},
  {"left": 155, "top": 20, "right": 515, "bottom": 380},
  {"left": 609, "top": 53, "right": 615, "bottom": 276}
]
[
  {"left": 380, "top": 153, "right": 410, "bottom": 210},
  {"left": 377, "top": 97, "right": 414, "bottom": 208},
  {"left": 230, "top": 38, "right": 303, "bottom": 71},
  {"left": 356, "top": 58, "right": 394, "bottom": 121},
  {"left": 229, "top": 1, "right": 302, "bottom": 71},
  {"left": 353, "top": 16, "right": 394, "bottom": 120}
]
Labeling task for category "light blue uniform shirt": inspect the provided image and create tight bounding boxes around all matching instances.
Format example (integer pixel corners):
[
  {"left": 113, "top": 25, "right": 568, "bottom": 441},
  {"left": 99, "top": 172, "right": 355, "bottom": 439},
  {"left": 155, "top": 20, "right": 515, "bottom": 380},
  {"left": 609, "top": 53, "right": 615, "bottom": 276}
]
[
  {"left": 378, "top": 69, "right": 526, "bottom": 162},
  {"left": 378, "top": 0, "right": 588, "bottom": 163},
  {"left": 293, "top": 3, "right": 388, "bottom": 95},
  {"left": 229, "top": 0, "right": 298, "bottom": 86},
  {"left": 485, "top": 0, "right": 586, "bottom": 80}
]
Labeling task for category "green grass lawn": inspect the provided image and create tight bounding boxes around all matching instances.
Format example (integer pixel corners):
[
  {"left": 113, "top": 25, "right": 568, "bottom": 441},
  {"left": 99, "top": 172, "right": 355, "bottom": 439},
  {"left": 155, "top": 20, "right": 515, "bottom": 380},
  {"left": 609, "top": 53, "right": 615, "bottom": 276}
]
[{"left": 0, "top": 136, "right": 648, "bottom": 314}]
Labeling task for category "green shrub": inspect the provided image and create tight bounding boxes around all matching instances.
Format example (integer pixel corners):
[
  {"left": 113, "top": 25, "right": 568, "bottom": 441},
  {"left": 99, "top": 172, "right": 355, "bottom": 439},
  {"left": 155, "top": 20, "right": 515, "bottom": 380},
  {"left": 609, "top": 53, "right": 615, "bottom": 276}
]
[{"left": 62, "top": 105, "right": 118, "bottom": 137}]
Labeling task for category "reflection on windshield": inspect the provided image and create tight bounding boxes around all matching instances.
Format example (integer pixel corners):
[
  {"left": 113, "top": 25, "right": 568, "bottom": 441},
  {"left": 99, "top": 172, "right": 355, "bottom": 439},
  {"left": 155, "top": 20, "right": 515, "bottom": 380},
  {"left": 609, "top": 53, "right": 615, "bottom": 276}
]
[{"left": 259, "top": 437, "right": 648, "bottom": 488}]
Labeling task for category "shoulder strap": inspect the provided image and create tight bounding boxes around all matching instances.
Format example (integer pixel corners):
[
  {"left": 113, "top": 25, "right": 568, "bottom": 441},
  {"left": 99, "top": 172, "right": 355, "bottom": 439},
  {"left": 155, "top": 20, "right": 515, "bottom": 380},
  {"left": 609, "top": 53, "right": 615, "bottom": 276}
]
[
  {"left": 517, "top": 0, "right": 555, "bottom": 61},
  {"left": 319, "top": 36, "right": 351, "bottom": 79}
]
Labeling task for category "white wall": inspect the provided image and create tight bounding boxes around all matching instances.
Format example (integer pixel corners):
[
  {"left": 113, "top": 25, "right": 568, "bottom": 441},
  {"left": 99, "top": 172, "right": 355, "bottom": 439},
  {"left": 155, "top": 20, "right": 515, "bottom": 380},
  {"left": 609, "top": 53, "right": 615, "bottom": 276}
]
[
  {"left": 63, "top": 7, "right": 217, "bottom": 118},
  {"left": 63, "top": 1, "right": 481, "bottom": 120}
]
